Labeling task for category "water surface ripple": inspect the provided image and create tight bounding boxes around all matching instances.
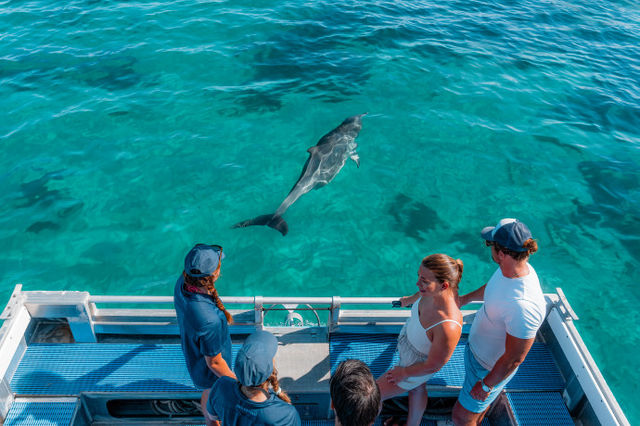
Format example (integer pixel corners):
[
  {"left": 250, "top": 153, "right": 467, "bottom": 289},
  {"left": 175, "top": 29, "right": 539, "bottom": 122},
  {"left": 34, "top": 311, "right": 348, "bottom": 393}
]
[{"left": 1, "top": 0, "right": 639, "bottom": 421}]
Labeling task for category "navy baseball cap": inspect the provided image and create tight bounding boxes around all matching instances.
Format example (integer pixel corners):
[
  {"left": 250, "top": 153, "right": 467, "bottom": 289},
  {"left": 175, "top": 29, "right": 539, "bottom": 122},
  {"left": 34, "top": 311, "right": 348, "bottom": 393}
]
[
  {"left": 184, "top": 244, "right": 225, "bottom": 277},
  {"left": 234, "top": 330, "right": 278, "bottom": 387},
  {"left": 481, "top": 218, "right": 532, "bottom": 252}
]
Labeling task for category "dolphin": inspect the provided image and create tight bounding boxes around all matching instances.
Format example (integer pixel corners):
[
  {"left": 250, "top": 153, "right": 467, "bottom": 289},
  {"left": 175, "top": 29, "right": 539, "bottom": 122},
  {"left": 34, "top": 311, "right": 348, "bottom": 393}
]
[{"left": 233, "top": 113, "right": 366, "bottom": 236}]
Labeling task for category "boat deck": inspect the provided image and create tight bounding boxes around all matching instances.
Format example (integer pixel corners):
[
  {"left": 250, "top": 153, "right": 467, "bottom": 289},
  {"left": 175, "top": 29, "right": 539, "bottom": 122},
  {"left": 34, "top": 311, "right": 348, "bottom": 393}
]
[{"left": 0, "top": 286, "right": 629, "bottom": 425}]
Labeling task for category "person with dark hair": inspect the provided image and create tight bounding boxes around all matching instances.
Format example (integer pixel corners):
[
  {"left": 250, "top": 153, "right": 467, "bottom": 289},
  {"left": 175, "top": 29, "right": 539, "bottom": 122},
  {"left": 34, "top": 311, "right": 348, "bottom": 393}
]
[
  {"left": 173, "top": 244, "right": 235, "bottom": 425},
  {"left": 452, "top": 219, "right": 546, "bottom": 425},
  {"left": 206, "top": 330, "right": 301, "bottom": 425},
  {"left": 331, "top": 359, "right": 381, "bottom": 426},
  {"left": 377, "top": 254, "right": 464, "bottom": 426}
]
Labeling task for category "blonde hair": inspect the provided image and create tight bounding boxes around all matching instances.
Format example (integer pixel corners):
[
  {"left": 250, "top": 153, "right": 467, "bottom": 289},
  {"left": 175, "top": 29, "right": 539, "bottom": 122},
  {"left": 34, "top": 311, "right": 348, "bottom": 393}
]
[{"left": 421, "top": 254, "right": 464, "bottom": 294}]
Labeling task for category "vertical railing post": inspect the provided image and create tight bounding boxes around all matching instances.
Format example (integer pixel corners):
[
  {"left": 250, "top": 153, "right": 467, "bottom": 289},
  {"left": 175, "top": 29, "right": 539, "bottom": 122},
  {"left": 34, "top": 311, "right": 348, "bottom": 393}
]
[
  {"left": 66, "top": 293, "right": 97, "bottom": 343},
  {"left": 329, "top": 296, "right": 341, "bottom": 332},
  {"left": 254, "top": 296, "right": 263, "bottom": 330}
]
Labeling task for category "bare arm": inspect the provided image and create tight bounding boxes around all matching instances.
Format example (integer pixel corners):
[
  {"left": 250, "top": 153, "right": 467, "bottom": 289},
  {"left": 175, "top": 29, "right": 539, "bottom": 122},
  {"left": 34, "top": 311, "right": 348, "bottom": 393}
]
[
  {"left": 386, "top": 323, "right": 461, "bottom": 383},
  {"left": 484, "top": 334, "right": 534, "bottom": 386},
  {"left": 205, "top": 353, "right": 237, "bottom": 379},
  {"left": 400, "top": 291, "right": 420, "bottom": 307},
  {"left": 470, "top": 334, "right": 534, "bottom": 400},
  {"left": 457, "top": 284, "right": 486, "bottom": 307}
]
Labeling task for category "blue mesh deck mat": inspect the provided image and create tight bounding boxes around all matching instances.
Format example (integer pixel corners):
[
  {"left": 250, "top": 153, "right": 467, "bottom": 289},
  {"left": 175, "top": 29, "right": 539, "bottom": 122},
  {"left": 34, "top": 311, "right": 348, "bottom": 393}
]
[
  {"left": 11, "top": 343, "right": 240, "bottom": 395},
  {"left": 506, "top": 343, "right": 565, "bottom": 391},
  {"left": 302, "top": 420, "right": 435, "bottom": 425},
  {"left": 506, "top": 392, "right": 573, "bottom": 425},
  {"left": 330, "top": 334, "right": 564, "bottom": 391},
  {"left": 4, "top": 401, "right": 77, "bottom": 426},
  {"left": 329, "top": 333, "right": 399, "bottom": 378}
]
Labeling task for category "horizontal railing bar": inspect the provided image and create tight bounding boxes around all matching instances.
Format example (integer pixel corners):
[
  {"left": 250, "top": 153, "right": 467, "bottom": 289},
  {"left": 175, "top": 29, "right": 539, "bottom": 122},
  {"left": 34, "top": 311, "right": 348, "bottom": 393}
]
[
  {"left": 90, "top": 296, "right": 174, "bottom": 303},
  {"left": 88, "top": 296, "right": 401, "bottom": 305}
]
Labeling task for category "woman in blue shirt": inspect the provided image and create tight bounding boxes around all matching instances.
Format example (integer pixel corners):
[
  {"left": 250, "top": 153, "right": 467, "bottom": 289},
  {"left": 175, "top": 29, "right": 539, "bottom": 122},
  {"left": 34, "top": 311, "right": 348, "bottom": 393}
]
[{"left": 173, "top": 244, "right": 235, "bottom": 425}]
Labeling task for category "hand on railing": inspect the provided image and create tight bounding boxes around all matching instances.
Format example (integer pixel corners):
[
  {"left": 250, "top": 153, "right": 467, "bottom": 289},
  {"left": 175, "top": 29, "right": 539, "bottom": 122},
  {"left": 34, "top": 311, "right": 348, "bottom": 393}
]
[{"left": 391, "top": 298, "right": 413, "bottom": 308}]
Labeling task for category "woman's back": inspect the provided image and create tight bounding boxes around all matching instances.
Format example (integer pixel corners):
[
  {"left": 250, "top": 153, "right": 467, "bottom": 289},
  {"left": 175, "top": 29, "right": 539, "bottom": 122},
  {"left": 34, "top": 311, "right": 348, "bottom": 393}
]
[{"left": 406, "top": 296, "right": 462, "bottom": 355}]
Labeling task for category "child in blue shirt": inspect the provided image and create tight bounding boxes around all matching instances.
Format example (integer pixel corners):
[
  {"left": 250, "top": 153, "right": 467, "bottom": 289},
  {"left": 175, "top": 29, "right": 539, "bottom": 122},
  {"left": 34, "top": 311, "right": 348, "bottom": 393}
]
[{"left": 206, "top": 330, "right": 301, "bottom": 426}]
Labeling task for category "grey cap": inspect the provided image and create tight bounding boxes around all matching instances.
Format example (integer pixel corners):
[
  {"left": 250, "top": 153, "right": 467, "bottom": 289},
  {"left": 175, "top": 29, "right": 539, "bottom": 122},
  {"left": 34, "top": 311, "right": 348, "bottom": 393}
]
[{"left": 234, "top": 330, "right": 278, "bottom": 386}]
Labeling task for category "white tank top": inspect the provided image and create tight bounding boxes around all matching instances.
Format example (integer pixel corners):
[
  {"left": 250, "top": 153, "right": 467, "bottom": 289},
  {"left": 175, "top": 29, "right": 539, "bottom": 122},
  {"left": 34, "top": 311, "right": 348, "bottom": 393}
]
[{"left": 406, "top": 298, "right": 462, "bottom": 354}]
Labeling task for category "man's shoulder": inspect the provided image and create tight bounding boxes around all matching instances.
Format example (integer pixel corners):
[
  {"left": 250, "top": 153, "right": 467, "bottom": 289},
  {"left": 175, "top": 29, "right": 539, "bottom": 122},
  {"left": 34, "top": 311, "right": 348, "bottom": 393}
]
[{"left": 514, "top": 294, "right": 547, "bottom": 314}]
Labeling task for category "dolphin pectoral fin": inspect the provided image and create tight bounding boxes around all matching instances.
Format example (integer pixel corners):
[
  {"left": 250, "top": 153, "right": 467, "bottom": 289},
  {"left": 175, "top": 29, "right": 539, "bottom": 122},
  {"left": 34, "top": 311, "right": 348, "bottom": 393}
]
[
  {"left": 350, "top": 153, "right": 360, "bottom": 168},
  {"left": 232, "top": 214, "right": 288, "bottom": 236}
]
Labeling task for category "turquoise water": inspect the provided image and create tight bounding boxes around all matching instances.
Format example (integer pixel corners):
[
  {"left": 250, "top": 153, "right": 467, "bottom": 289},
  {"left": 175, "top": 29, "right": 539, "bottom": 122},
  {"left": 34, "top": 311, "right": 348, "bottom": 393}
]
[{"left": 1, "top": 0, "right": 639, "bottom": 421}]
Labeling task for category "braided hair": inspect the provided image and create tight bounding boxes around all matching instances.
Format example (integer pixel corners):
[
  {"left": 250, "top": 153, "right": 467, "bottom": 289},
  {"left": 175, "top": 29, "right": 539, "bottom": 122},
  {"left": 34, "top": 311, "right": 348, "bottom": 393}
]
[
  {"left": 267, "top": 368, "right": 291, "bottom": 403},
  {"left": 183, "top": 272, "right": 233, "bottom": 324}
]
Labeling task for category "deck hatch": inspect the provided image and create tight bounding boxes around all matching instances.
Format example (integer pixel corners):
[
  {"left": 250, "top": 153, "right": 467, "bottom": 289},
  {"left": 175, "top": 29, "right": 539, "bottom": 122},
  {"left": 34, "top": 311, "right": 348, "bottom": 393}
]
[{"left": 4, "top": 400, "right": 77, "bottom": 426}]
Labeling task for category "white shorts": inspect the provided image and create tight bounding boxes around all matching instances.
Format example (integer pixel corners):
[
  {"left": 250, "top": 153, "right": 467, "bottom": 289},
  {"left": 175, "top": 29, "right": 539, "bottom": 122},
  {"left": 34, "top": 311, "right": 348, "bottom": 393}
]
[{"left": 395, "top": 322, "right": 434, "bottom": 390}]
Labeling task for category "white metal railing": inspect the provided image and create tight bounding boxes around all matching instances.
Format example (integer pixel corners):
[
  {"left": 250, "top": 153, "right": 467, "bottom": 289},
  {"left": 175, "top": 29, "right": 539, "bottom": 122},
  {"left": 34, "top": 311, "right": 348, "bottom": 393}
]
[
  {"left": 88, "top": 295, "right": 399, "bottom": 305},
  {"left": 5, "top": 287, "right": 486, "bottom": 342}
]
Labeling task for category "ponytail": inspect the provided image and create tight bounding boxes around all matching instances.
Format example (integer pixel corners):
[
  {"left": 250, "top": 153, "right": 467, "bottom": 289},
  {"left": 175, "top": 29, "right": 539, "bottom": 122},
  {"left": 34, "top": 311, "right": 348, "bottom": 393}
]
[
  {"left": 523, "top": 239, "right": 538, "bottom": 255},
  {"left": 267, "top": 368, "right": 291, "bottom": 404},
  {"left": 454, "top": 259, "right": 464, "bottom": 295},
  {"left": 495, "top": 238, "right": 538, "bottom": 261}
]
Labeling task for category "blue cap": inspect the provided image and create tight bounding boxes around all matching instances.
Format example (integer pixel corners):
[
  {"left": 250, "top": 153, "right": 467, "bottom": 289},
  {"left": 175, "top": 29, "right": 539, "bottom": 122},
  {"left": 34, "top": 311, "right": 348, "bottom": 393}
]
[
  {"left": 234, "top": 330, "right": 278, "bottom": 386},
  {"left": 184, "top": 244, "right": 225, "bottom": 277},
  {"left": 481, "top": 218, "right": 532, "bottom": 252}
]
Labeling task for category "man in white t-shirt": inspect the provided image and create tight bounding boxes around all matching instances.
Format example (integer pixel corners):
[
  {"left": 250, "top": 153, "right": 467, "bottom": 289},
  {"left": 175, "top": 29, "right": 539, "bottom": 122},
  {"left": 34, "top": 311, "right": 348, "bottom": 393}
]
[{"left": 452, "top": 218, "right": 547, "bottom": 425}]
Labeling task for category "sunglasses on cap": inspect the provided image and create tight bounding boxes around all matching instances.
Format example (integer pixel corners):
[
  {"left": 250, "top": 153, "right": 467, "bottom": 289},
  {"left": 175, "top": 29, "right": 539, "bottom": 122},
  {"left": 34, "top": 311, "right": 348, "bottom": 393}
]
[{"left": 211, "top": 245, "right": 223, "bottom": 275}]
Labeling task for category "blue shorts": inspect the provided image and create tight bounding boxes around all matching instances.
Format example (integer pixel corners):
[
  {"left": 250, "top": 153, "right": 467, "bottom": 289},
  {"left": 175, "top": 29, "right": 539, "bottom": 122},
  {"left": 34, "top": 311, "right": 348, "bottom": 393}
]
[{"left": 458, "top": 344, "right": 517, "bottom": 413}]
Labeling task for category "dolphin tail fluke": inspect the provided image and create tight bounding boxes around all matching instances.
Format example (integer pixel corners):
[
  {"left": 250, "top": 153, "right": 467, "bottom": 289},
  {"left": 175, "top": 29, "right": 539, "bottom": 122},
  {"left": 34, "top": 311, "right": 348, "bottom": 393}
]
[{"left": 232, "top": 214, "right": 289, "bottom": 236}]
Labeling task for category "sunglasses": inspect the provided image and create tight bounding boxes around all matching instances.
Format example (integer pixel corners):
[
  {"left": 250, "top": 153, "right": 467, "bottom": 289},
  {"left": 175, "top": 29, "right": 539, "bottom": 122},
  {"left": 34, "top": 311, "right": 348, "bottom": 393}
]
[
  {"left": 211, "top": 245, "right": 223, "bottom": 275},
  {"left": 485, "top": 241, "right": 495, "bottom": 247}
]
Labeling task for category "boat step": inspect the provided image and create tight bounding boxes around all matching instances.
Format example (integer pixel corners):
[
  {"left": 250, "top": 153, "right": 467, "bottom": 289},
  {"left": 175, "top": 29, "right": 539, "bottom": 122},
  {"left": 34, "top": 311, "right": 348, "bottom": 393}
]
[{"left": 506, "top": 392, "right": 573, "bottom": 425}]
